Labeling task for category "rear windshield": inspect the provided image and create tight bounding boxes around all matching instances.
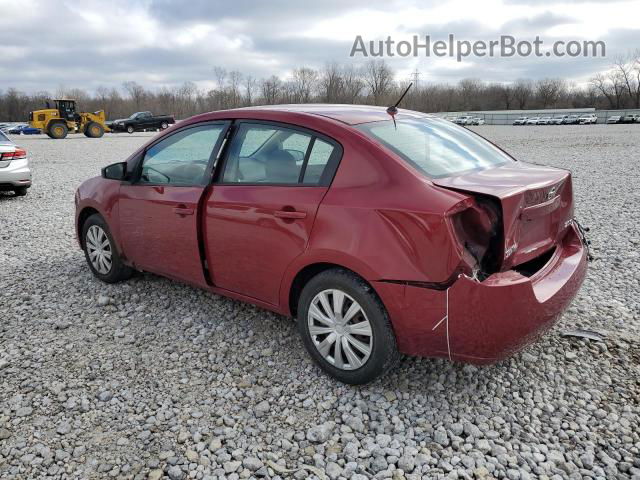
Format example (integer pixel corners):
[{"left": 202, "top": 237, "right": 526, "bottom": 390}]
[
  {"left": 0, "top": 130, "right": 10, "bottom": 143},
  {"left": 357, "top": 117, "right": 511, "bottom": 178}
]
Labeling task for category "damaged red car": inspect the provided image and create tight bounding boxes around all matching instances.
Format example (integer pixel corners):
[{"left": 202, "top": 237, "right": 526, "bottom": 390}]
[{"left": 75, "top": 105, "right": 588, "bottom": 384}]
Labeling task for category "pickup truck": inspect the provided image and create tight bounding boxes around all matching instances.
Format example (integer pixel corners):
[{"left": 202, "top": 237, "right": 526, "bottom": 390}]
[{"left": 108, "top": 112, "right": 175, "bottom": 134}]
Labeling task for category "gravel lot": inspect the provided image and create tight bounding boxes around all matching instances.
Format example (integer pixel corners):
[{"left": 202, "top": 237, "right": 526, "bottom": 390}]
[{"left": 1, "top": 125, "right": 638, "bottom": 480}]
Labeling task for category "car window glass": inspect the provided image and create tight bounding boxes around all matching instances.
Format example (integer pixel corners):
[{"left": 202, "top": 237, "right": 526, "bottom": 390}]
[
  {"left": 303, "top": 139, "right": 334, "bottom": 184},
  {"left": 358, "top": 117, "right": 511, "bottom": 178},
  {"left": 222, "top": 124, "right": 312, "bottom": 184},
  {"left": 140, "top": 124, "right": 224, "bottom": 185}
]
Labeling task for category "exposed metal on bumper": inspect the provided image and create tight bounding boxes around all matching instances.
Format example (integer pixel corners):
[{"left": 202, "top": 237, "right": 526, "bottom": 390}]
[{"left": 374, "top": 223, "right": 588, "bottom": 363}]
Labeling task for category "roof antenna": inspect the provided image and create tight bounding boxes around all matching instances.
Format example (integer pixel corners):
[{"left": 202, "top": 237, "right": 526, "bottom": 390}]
[{"left": 386, "top": 82, "right": 413, "bottom": 129}]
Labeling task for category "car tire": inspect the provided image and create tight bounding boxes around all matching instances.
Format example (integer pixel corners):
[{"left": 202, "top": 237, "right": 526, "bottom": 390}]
[
  {"left": 82, "top": 214, "right": 133, "bottom": 284},
  {"left": 160, "top": 121, "right": 169, "bottom": 129},
  {"left": 14, "top": 187, "right": 27, "bottom": 196},
  {"left": 297, "top": 269, "right": 400, "bottom": 384},
  {"left": 126, "top": 125, "right": 135, "bottom": 134}
]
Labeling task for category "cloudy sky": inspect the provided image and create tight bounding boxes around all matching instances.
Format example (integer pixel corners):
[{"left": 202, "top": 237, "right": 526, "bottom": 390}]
[{"left": 0, "top": 0, "right": 638, "bottom": 94}]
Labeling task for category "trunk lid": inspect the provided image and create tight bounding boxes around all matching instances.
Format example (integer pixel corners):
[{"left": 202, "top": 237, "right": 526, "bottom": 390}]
[{"left": 434, "top": 161, "right": 573, "bottom": 270}]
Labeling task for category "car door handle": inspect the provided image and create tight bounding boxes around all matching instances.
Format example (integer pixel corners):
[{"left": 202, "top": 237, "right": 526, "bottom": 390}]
[
  {"left": 274, "top": 210, "right": 307, "bottom": 219},
  {"left": 173, "top": 205, "right": 194, "bottom": 216}
]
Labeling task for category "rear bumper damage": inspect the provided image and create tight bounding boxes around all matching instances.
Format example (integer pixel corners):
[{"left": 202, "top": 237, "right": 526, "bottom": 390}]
[{"left": 374, "top": 222, "right": 588, "bottom": 363}]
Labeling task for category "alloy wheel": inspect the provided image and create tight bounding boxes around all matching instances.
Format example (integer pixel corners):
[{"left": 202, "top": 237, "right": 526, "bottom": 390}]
[
  {"left": 86, "top": 225, "right": 112, "bottom": 274},
  {"left": 307, "top": 289, "right": 373, "bottom": 370}
]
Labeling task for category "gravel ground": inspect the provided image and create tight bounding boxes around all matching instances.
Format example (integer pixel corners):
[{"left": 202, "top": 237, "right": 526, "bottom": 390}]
[{"left": 1, "top": 125, "right": 638, "bottom": 480}]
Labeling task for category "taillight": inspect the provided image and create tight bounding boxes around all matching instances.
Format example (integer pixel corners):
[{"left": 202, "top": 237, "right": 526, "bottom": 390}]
[{"left": 0, "top": 148, "right": 27, "bottom": 161}]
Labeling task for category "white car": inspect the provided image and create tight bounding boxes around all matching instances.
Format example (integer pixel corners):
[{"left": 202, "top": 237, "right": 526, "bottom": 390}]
[
  {"left": 0, "top": 130, "right": 32, "bottom": 196},
  {"left": 578, "top": 114, "right": 597, "bottom": 125},
  {"left": 513, "top": 117, "right": 528, "bottom": 125},
  {"left": 607, "top": 115, "right": 621, "bottom": 124},
  {"left": 454, "top": 115, "right": 474, "bottom": 125},
  {"left": 471, "top": 117, "right": 485, "bottom": 125},
  {"left": 526, "top": 117, "right": 541, "bottom": 125},
  {"left": 550, "top": 116, "right": 568, "bottom": 125},
  {"left": 538, "top": 117, "right": 553, "bottom": 125}
]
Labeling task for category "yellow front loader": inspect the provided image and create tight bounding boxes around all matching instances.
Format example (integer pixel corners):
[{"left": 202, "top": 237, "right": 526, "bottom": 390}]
[{"left": 29, "top": 99, "right": 111, "bottom": 139}]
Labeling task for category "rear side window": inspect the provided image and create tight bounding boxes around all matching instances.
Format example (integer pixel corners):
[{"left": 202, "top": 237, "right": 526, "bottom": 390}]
[
  {"left": 302, "top": 139, "right": 334, "bottom": 184},
  {"left": 357, "top": 117, "right": 512, "bottom": 178},
  {"left": 0, "top": 130, "right": 9, "bottom": 143},
  {"left": 221, "top": 123, "right": 340, "bottom": 186}
]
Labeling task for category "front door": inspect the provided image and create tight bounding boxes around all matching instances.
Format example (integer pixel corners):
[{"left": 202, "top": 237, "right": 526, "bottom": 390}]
[
  {"left": 204, "top": 121, "right": 341, "bottom": 305},
  {"left": 119, "top": 122, "right": 229, "bottom": 286}
]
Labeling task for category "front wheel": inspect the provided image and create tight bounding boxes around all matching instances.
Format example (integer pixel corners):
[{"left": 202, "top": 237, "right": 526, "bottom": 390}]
[
  {"left": 82, "top": 214, "right": 133, "bottom": 283},
  {"left": 160, "top": 121, "right": 169, "bottom": 129},
  {"left": 297, "top": 269, "right": 400, "bottom": 384},
  {"left": 126, "top": 125, "right": 135, "bottom": 134},
  {"left": 85, "top": 121, "right": 104, "bottom": 138}
]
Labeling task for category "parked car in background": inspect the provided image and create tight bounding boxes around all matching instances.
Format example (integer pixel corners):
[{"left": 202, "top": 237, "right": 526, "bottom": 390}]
[
  {"left": 108, "top": 111, "right": 175, "bottom": 134},
  {"left": 578, "top": 114, "right": 597, "bottom": 125},
  {"left": 7, "top": 124, "right": 41, "bottom": 135},
  {"left": 562, "top": 115, "right": 580, "bottom": 125},
  {"left": 526, "top": 117, "right": 540, "bottom": 125},
  {"left": 513, "top": 117, "right": 528, "bottom": 125},
  {"left": 0, "top": 123, "right": 11, "bottom": 132},
  {"left": 0, "top": 129, "right": 31, "bottom": 196},
  {"left": 75, "top": 104, "right": 588, "bottom": 384},
  {"left": 537, "top": 117, "right": 553, "bottom": 125},
  {"left": 607, "top": 115, "right": 622, "bottom": 124},
  {"left": 470, "top": 117, "right": 485, "bottom": 125},
  {"left": 620, "top": 114, "right": 639, "bottom": 124},
  {"left": 454, "top": 115, "right": 474, "bottom": 126},
  {"left": 550, "top": 116, "right": 568, "bottom": 125}
]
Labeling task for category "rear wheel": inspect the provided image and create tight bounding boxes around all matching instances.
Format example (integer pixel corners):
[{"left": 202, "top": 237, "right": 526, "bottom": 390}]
[
  {"left": 14, "top": 187, "right": 27, "bottom": 196},
  {"left": 82, "top": 214, "right": 133, "bottom": 283},
  {"left": 297, "top": 269, "right": 400, "bottom": 384},
  {"left": 160, "top": 121, "right": 169, "bottom": 130},
  {"left": 48, "top": 122, "right": 68, "bottom": 139},
  {"left": 84, "top": 122, "right": 104, "bottom": 138}
]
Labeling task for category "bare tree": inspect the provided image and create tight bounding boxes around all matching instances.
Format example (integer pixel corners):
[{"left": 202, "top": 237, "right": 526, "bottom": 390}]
[
  {"left": 212, "top": 66, "right": 227, "bottom": 91},
  {"left": 512, "top": 79, "right": 532, "bottom": 109},
  {"left": 122, "top": 81, "right": 146, "bottom": 111},
  {"left": 292, "top": 67, "right": 318, "bottom": 103},
  {"left": 615, "top": 52, "right": 640, "bottom": 108},
  {"left": 261, "top": 76, "right": 282, "bottom": 105},
  {"left": 535, "top": 78, "right": 565, "bottom": 108},
  {"left": 590, "top": 71, "right": 625, "bottom": 109},
  {"left": 364, "top": 60, "right": 393, "bottom": 105},
  {"left": 244, "top": 76, "right": 256, "bottom": 106},
  {"left": 458, "top": 78, "right": 483, "bottom": 110}
]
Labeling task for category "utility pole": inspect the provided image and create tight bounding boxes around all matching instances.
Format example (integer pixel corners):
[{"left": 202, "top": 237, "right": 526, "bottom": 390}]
[{"left": 410, "top": 69, "right": 420, "bottom": 90}]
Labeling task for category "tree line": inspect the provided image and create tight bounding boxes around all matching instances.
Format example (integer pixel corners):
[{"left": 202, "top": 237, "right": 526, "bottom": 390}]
[{"left": 1, "top": 52, "right": 639, "bottom": 122}]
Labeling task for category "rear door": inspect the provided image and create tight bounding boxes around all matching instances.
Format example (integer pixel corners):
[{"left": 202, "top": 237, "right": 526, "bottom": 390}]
[
  {"left": 204, "top": 121, "right": 341, "bottom": 305},
  {"left": 119, "top": 122, "right": 229, "bottom": 286}
]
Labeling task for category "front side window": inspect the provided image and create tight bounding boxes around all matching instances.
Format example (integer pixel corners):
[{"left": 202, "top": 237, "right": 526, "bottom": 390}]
[
  {"left": 222, "top": 123, "right": 314, "bottom": 184},
  {"left": 357, "top": 117, "right": 512, "bottom": 178},
  {"left": 139, "top": 124, "right": 225, "bottom": 185}
]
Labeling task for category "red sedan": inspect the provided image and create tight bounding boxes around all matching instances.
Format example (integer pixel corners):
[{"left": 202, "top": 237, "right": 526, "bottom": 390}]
[{"left": 75, "top": 105, "right": 588, "bottom": 384}]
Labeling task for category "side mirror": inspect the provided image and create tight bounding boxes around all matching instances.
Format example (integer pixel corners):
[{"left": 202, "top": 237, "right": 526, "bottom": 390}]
[{"left": 102, "top": 162, "right": 128, "bottom": 181}]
